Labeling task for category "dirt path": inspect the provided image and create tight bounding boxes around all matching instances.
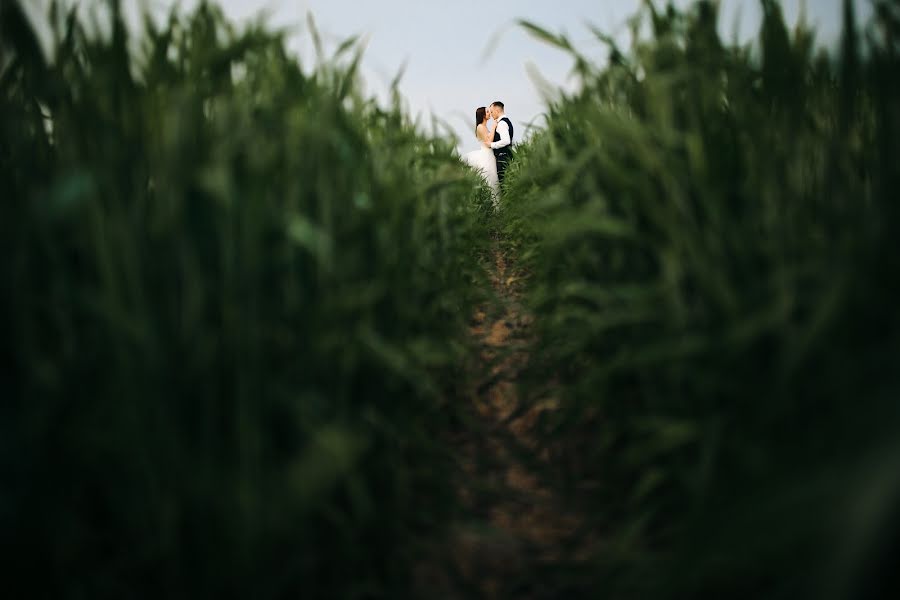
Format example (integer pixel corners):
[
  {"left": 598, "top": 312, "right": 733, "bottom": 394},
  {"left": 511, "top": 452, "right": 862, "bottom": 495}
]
[{"left": 417, "top": 243, "right": 587, "bottom": 599}]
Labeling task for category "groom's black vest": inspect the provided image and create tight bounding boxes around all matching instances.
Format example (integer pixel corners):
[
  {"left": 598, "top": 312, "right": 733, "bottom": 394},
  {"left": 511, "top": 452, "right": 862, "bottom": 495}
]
[{"left": 493, "top": 117, "right": 514, "bottom": 158}]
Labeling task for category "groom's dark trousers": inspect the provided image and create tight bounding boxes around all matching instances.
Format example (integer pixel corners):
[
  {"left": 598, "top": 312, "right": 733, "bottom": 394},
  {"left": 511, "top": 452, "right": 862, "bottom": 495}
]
[{"left": 494, "top": 148, "right": 512, "bottom": 185}]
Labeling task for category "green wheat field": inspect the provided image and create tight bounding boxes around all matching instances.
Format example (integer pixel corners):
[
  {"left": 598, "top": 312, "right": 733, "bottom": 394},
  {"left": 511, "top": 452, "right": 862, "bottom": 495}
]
[{"left": 2, "top": 1, "right": 899, "bottom": 598}]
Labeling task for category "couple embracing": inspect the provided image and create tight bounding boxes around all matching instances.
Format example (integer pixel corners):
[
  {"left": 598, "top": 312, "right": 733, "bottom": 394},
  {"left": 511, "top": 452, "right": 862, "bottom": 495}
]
[{"left": 462, "top": 101, "right": 514, "bottom": 203}]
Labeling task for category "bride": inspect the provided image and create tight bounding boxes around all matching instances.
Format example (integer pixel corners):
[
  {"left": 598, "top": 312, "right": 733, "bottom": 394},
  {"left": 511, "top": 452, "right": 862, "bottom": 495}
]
[{"left": 461, "top": 106, "right": 500, "bottom": 204}]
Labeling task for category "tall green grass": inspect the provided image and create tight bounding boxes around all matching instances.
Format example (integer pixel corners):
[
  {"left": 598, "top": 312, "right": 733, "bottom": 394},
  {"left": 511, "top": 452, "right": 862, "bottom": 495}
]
[
  {"left": 1, "top": 1, "right": 492, "bottom": 597},
  {"left": 502, "top": 0, "right": 900, "bottom": 597}
]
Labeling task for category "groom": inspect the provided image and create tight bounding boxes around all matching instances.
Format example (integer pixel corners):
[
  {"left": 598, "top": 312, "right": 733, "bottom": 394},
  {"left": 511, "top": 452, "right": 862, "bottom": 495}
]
[{"left": 486, "top": 101, "right": 514, "bottom": 185}]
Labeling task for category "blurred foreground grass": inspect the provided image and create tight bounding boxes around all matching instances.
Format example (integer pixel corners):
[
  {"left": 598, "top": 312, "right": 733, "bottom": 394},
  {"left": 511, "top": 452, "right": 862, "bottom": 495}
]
[
  {"left": 500, "top": 0, "right": 900, "bottom": 598},
  {"left": 1, "top": 1, "right": 494, "bottom": 597}
]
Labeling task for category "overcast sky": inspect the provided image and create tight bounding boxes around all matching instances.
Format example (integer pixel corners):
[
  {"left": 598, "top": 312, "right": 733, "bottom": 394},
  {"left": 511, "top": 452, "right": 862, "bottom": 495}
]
[{"left": 28, "top": 1, "right": 874, "bottom": 152}]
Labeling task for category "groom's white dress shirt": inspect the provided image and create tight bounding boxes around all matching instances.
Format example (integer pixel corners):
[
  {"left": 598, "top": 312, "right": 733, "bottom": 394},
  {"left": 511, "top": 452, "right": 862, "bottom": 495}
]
[{"left": 490, "top": 115, "right": 512, "bottom": 150}]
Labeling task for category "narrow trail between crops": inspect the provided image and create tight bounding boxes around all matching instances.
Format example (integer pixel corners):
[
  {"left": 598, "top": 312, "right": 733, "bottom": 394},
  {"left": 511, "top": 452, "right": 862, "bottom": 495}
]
[{"left": 417, "top": 239, "right": 590, "bottom": 599}]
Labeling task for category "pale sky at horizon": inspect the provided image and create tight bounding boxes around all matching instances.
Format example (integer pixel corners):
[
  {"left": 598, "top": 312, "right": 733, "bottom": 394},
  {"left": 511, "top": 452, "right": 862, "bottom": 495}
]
[{"left": 27, "top": 1, "right": 874, "bottom": 153}]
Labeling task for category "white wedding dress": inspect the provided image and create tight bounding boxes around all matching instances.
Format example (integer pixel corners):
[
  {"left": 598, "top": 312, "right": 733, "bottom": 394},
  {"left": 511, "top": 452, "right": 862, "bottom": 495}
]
[{"left": 462, "top": 135, "right": 500, "bottom": 205}]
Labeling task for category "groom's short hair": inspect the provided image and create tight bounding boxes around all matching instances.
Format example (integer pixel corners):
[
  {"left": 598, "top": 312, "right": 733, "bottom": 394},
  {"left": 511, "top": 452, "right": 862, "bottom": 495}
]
[{"left": 491, "top": 101, "right": 504, "bottom": 110}]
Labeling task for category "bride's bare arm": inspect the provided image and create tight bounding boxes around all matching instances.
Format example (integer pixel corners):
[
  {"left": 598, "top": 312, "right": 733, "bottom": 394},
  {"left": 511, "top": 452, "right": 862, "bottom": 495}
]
[
  {"left": 487, "top": 121, "right": 498, "bottom": 143},
  {"left": 477, "top": 124, "right": 490, "bottom": 144}
]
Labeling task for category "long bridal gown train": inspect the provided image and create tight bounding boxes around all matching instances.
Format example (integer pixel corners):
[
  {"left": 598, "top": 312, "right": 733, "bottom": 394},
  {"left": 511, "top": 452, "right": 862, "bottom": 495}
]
[{"left": 462, "top": 143, "right": 500, "bottom": 205}]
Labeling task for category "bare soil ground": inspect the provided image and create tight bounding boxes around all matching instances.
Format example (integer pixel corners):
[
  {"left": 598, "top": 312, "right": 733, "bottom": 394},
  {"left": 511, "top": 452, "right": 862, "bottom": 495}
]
[{"left": 415, "top": 243, "right": 591, "bottom": 599}]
